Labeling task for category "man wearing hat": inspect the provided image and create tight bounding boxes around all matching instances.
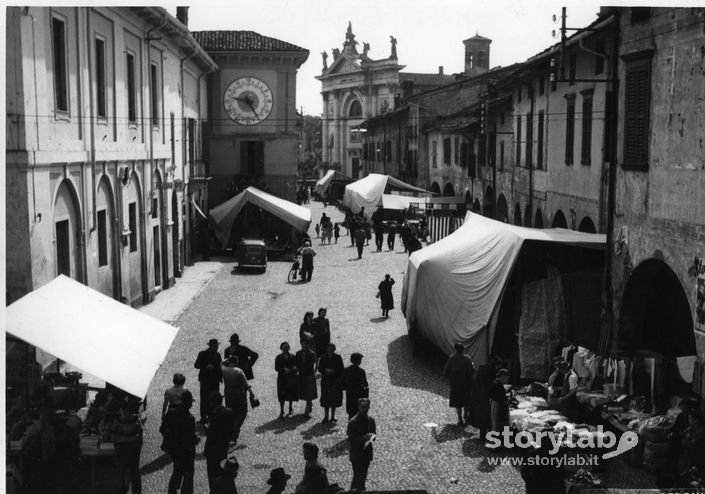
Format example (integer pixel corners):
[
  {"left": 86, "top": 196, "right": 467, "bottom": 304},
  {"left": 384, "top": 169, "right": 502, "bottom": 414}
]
[
  {"left": 224, "top": 333, "right": 259, "bottom": 381},
  {"left": 194, "top": 339, "right": 223, "bottom": 424},
  {"left": 159, "top": 390, "right": 198, "bottom": 494},
  {"left": 212, "top": 456, "right": 239, "bottom": 494},
  {"left": 265, "top": 467, "right": 291, "bottom": 494},
  {"left": 342, "top": 353, "right": 369, "bottom": 418}
]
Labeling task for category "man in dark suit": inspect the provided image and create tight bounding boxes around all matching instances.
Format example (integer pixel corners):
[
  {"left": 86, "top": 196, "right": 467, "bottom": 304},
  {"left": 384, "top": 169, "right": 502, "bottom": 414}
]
[
  {"left": 347, "top": 398, "right": 376, "bottom": 491},
  {"left": 194, "top": 339, "right": 222, "bottom": 424},
  {"left": 204, "top": 392, "right": 235, "bottom": 492},
  {"left": 224, "top": 333, "right": 259, "bottom": 381},
  {"left": 159, "top": 391, "right": 198, "bottom": 494}
]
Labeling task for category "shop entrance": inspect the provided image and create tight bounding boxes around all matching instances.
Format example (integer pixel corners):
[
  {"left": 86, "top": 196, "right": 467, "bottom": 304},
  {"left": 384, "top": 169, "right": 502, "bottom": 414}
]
[{"left": 619, "top": 258, "right": 695, "bottom": 358}]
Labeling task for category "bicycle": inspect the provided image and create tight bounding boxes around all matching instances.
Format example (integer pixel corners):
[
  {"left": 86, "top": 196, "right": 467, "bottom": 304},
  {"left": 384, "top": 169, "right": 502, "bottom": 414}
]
[{"left": 287, "top": 258, "right": 301, "bottom": 283}]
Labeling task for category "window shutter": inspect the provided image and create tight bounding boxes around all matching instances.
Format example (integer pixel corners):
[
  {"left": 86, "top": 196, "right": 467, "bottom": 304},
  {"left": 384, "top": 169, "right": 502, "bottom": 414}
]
[{"left": 624, "top": 59, "right": 650, "bottom": 170}]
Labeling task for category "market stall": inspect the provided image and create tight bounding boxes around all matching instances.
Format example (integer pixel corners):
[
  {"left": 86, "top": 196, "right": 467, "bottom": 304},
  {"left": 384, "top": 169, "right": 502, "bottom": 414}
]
[
  {"left": 5, "top": 275, "right": 179, "bottom": 493},
  {"left": 342, "top": 173, "right": 432, "bottom": 219},
  {"left": 209, "top": 186, "right": 312, "bottom": 253},
  {"left": 401, "top": 211, "right": 606, "bottom": 365},
  {"left": 314, "top": 169, "right": 354, "bottom": 202}
]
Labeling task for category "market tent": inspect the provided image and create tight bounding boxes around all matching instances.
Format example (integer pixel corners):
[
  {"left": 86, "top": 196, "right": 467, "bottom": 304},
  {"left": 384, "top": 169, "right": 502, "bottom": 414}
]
[
  {"left": 209, "top": 186, "right": 312, "bottom": 247},
  {"left": 315, "top": 170, "right": 336, "bottom": 195},
  {"left": 342, "top": 174, "right": 431, "bottom": 217},
  {"left": 401, "top": 212, "right": 606, "bottom": 363},
  {"left": 6, "top": 275, "right": 178, "bottom": 398}
]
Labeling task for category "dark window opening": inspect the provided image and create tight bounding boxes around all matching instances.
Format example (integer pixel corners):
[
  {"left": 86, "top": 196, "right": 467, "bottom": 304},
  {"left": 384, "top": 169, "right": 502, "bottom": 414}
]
[
  {"left": 52, "top": 17, "right": 68, "bottom": 112},
  {"left": 95, "top": 38, "right": 106, "bottom": 118},
  {"left": 499, "top": 141, "right": 505, "bottom": 171},
  {"left": 129, "top": 202, "right": 137, "bottom": 253},
  {"left": 126, "top": 53, "right": 136, "bottom": 123},
  {"left": 525, "top": 112, "right": 533, "bottom": 168},
  {"left": 349, "top": 100, "right": 362, "bottom": 117},
  {"left": 443, "top": 138, "right": 451, "bottom": 165},
  {"left": 565, "top": 96, "right": 576, "bottom": 165},
  {"left": 152, "top": 197, "right": 158, "bottom": 219},
  {"left": 150, "top": 63, "right": 159, "bottom": 127},
  {"left": 516, "top": 115, "right": 522, "bottom": 166},
  {"left": 98, "top": 210, "right": 108, "bottom": 267},
  {"left": 489, "top": 133, "right": 497, "bottom": 170},
  {"left": 537, "top": 111, "right": 544, "bottom": 170},
  {"left": 581, "top": 94, "right": 594, "bottom": 165}
]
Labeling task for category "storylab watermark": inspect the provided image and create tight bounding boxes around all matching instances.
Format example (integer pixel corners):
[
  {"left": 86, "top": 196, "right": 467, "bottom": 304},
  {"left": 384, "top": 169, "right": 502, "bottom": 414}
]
[{"left": 485, "top": 426, "right": 639, "bottom": 459}]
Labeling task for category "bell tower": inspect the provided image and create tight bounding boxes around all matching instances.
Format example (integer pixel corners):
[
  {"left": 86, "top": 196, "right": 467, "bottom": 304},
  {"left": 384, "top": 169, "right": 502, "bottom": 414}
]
[{"left": 463, "top": 33, "right": 492, "bottom": 77}]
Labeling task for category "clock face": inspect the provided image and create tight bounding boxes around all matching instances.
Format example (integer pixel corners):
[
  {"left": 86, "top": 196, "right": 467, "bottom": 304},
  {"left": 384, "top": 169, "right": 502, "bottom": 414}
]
[{"left": 223, "top": 77, "right": 273, "bottom": 125}]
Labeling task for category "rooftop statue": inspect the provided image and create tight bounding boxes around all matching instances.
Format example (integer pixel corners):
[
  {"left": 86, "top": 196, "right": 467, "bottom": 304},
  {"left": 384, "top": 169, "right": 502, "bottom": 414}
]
[{"left": 390, "top": 36, "right": 397, "bottom": 59}]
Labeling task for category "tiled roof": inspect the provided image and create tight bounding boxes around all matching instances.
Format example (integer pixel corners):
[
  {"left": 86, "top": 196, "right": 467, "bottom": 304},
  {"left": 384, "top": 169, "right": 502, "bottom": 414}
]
[
  {"left": 400, "top": 72, "right": 457, "bottom": 86},
  {"left": 190, "top": 31, "right": 308, "bottom": 53}
]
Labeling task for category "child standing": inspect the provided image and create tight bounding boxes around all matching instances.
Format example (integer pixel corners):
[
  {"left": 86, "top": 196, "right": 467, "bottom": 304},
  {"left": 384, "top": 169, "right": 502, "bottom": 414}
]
[{"left": 333, "top": 223, "right": 340, "bottom": 244}]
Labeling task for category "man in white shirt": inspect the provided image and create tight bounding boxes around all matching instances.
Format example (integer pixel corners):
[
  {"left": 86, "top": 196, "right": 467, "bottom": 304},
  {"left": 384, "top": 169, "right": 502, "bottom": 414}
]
[{"left": 221, "top": 355, "right": 250, "bottom": 445}]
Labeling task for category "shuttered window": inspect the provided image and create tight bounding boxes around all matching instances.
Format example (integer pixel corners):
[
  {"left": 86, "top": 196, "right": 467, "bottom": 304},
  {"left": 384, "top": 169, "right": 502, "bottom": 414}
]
[
  {"left": 525, "top": 112, "right": 533, "bottom": 168},
  {"left": 565, "top": 95, "right": 576, "bottom": 165},
  {"left": 581, "top": 91, "right": 594, "bottom": 166},
  {"left": 623, "top": 56, "right": 651, "bottom": 170},
  {"left": 443, "top": 138, "right": 451, "bottom": 165}
]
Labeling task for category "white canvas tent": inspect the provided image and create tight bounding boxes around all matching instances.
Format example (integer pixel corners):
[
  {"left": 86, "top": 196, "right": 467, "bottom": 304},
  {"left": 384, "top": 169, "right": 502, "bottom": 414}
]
[
  {"left": 342, "top": 174, "right": 431, "bottom": 217},
  {"left": 209, "top": 186, "right": 312, "bottom": 247},
  {"left": 6, "top": 275, "right": 179, "bottom": 398},
  {"left": 315, "top": 170, "right": 336, "bottom": 195},
  {"left": 381, "top": 194, "right": 429, "bottom": 211},
  {"left": 401, "top": 212, "right": 606, "bottom": 363}
]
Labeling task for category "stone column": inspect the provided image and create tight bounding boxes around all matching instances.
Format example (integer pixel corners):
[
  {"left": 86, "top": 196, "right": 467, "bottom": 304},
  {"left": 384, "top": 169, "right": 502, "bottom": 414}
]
[{"left": 322, "top": 93, "right": 330, "bottom": 165}]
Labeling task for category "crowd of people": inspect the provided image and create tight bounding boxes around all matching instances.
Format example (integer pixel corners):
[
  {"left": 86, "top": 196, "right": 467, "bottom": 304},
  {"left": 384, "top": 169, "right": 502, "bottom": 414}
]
[{"left": 124, "top": 303, "right": 378, "bottom": 494}]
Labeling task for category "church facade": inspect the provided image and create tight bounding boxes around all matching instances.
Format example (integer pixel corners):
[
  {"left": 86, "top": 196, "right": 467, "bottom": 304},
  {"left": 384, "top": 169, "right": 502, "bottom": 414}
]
[{"left": 317, "top": 24, "right": 456, "bottom": 179}]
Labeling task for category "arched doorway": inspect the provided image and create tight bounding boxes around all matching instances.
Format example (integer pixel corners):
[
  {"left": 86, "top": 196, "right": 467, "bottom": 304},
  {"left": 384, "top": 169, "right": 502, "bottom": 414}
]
[
  {"left": 552, "top": 210, "right": 568, "bottom": 229},
  {"left": 496, "top": 193, "right": 508, "bottom": 222},
  {"left": 443, "top": 183, "right": 455, "bottom": 197},
  {"left": 524, "top": 205, "right": 532, "bottom": 228},
  {"left": 472, "top": 199, "right": 482, "bottom": 214},
  {"left": 126, "top": 171, "right": 144, "bottom": 304},
  {"left": 53, "top": 179, "right": 83, "bottom": 281},
  {"left": 514, "top": 204, "right": 522, "bottom": 226},
  {"left": 578, "top": 216, "right": 597, "bottom": 233},
  {"left": 619, "top": 259, "right": 696, "bottom": 410},
  {"left": 96, "top": 176, "right": 118, "bottom": 298},
  {"left": 483, "top": 186, "right": 495, "bottom": 219},
  {"left": 431, "top": 182, "right": 441, "bottom": 195},
  {"left": 534, "top": 209, "right": 544, "bottom": 229}
]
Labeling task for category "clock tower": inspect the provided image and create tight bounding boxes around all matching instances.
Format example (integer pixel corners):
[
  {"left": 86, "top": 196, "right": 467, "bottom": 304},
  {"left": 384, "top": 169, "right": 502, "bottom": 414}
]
[{"left": 192, "top": 31, "right": 309, "bottom": 203}]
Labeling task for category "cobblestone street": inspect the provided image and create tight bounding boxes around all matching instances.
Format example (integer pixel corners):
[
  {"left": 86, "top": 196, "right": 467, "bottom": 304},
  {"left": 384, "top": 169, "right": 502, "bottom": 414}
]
[{"left": 136, "top": 201, "right": 654, "bottom": 494}]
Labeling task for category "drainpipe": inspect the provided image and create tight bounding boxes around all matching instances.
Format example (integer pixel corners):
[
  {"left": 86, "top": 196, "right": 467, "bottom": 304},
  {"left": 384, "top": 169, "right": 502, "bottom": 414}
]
[
  {"left": 23, "top": 9, "right": 41, "bottom": 223},
  {"left": 113, "top": 162, "right": 123, "bottom": 298},
  {"left": 528, "top": 87, "right": 535, "bottom": 224}
]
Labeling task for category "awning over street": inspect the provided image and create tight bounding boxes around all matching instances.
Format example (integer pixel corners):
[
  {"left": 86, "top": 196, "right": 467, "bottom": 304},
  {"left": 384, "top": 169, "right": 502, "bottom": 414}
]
[
  {"left": 401, "top": 212, "right": 606, "bottom": 362},
  {"left": 343, "top": 174, "right": 432, "bottom": 217},
  {"left": 6, "top": 275, "right": 179, "bottom": 398},
  {"left": 209, "top": 186, "right": 312, "bottom": 246}
]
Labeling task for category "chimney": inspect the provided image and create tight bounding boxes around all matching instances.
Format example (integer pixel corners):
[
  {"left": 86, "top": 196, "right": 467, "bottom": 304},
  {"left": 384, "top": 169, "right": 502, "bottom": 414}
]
[
  {"left": 176, "top": 6, "right": 189, "bottom": 27},
  {"left": 438, "top": 66, "right": 444, "bottom": 75}
]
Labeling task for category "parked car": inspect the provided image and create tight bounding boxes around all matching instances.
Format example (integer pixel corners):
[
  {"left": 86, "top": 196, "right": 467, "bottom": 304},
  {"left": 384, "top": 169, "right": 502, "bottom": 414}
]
[{"left": 237, "top": 239, "right": 267, "bottom": 272}]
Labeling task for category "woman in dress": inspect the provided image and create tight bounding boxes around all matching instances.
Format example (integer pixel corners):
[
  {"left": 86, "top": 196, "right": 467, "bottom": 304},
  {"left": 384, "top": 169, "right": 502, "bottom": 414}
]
[
  {"left": 377, "top": 274, "right": 396, "bottom": 318},
  {"left": 442, "top": 343, "right": 475, "bottom": 426},
  {"left": 317, "top": 344, "right": 344, "bottom": 423},
  {"left": 312, "top": 308, "right": 331, "bottom": 361},
  {"left": 274, "top": 342, "right": 299, "bottom": 418},
  {"left": 299, "top": 312, "right": 316, "bottom": 343},
  {"left": 295, "top": 338, "right": 318, "bottom": 418}
]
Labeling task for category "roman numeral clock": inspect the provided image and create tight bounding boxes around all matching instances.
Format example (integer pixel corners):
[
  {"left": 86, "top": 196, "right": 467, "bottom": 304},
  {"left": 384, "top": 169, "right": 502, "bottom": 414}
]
[{"left": 223, "top": 76, "right": 273, "bottom": 125}]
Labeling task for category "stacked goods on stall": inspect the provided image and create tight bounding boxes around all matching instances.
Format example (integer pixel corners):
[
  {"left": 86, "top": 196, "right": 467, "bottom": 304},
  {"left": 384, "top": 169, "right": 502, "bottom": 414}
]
[{"left": 639, "top": 416, "right": 672, "bottom": 473}]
